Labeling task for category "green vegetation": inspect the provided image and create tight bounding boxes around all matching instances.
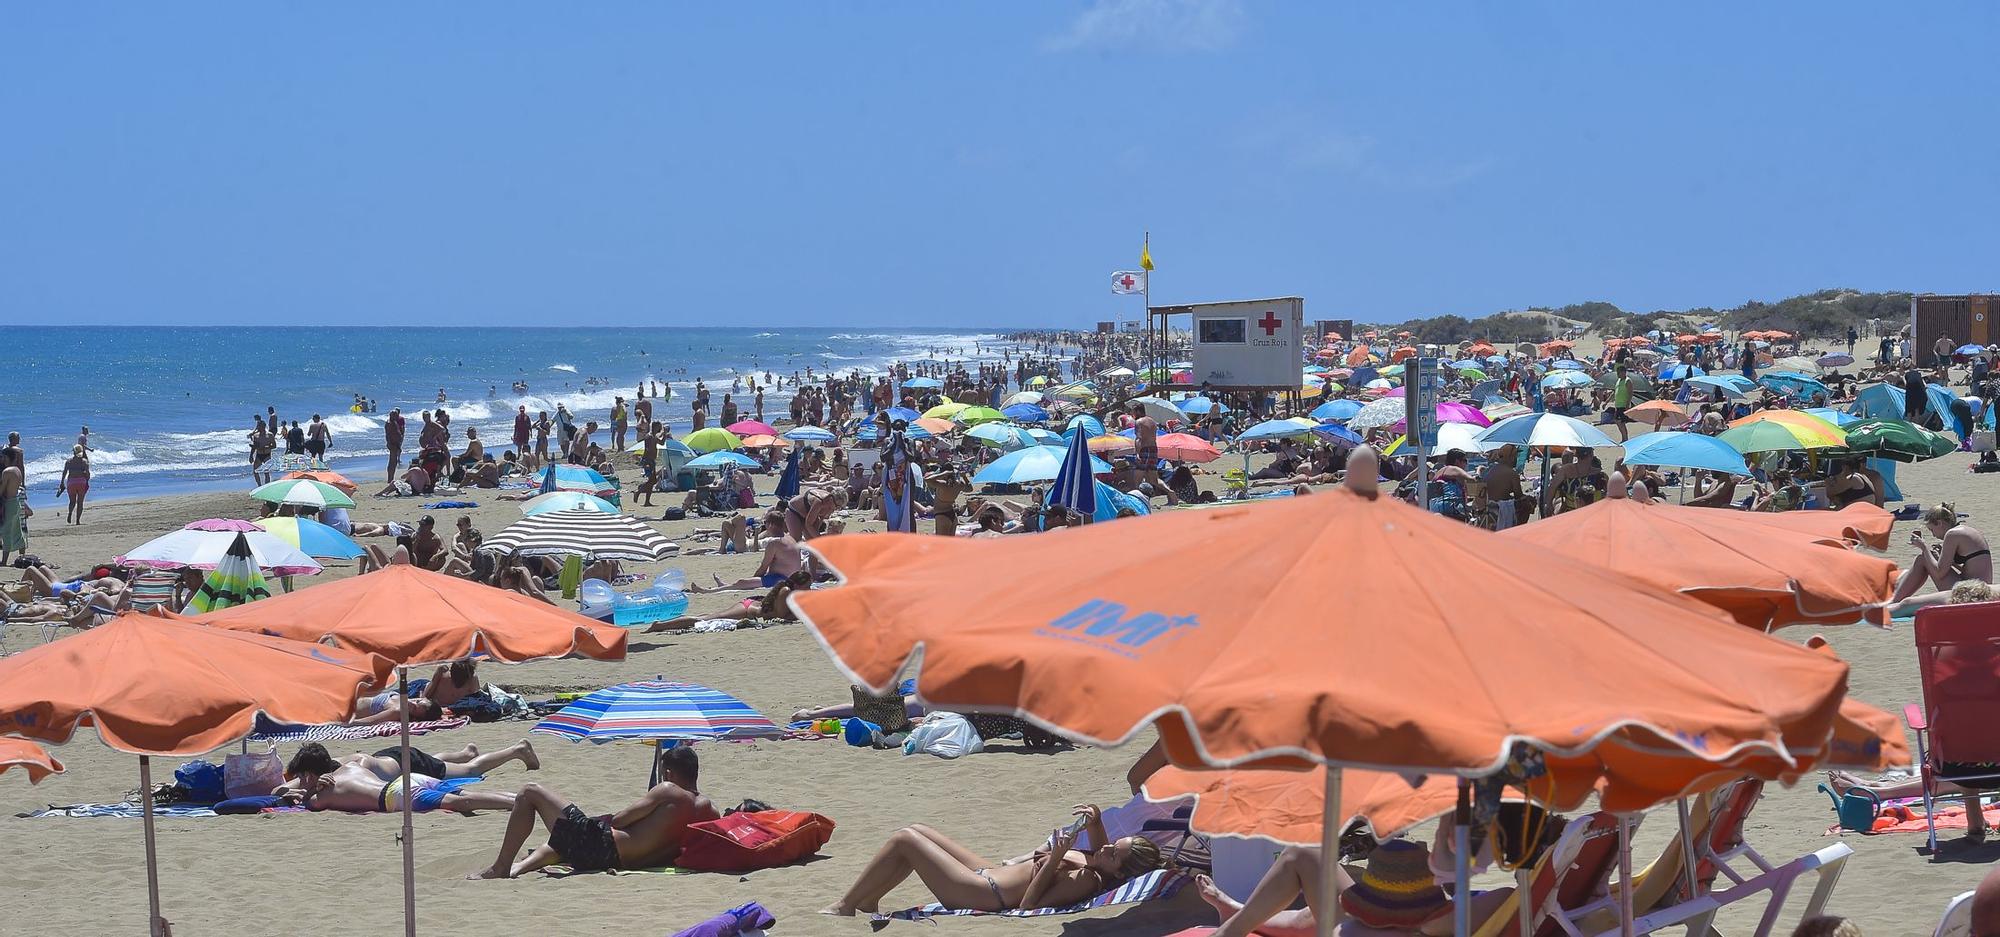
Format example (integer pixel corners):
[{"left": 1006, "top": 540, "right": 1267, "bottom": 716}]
[{"left": 1376, "top": 289, "right": 1912, "bottom": 345}]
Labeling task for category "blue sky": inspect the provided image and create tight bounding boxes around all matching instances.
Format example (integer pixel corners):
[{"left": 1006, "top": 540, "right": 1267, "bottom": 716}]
[{"left": 4, "top": 2, "right": 1997, "bottom": 328}]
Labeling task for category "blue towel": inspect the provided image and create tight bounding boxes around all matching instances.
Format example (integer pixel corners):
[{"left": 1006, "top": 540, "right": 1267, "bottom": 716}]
[
  {"left": 669, "top": 902, "right": 776, "bottom": 937},
  {"left": 420, "top": 500, "right": 479, "bottom": 509},
  {"left": 215, "top": 795, "right": 285, "bottom": 815}
]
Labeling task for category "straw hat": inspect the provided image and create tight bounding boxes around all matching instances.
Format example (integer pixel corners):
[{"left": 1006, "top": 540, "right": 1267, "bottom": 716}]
[{"left": 1337, "top": 839, "right": 1449, "bottom": 929}]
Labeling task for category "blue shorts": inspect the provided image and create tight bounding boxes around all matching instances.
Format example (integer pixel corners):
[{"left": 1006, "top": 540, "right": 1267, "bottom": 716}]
[{"left": 760, "top": 572, "right": 784, "bottom": 588}]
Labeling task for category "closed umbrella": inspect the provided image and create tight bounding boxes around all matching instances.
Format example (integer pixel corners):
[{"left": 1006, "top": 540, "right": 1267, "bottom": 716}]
[
  {"left": 117, "top": 519, "right": 323, "bottom": 576},
  {"left": 520, "top": 490, "right": 620, "bottom": 516},
  {"left": 682, "top": 427, "right": 743, "bottom": 453},
  {"left": 1048, "top": 432, "right": 1100, "bottom": 518},
  {"left": 0, "top": 738, "right": 64, "bottom": 784},
  {"left": 186, "top": 533, "right": 274, "bottom": 613},
  {"left": 483, "top": 507, "right": 676, "bottom": 562},
  {"left": 250, "top": 478, "right": 355, "bottom": 510},
  {"left": 533, "top": 680, "right": 781, "bottom": 743},
  {"left": 774, "top": 448, "right": 802, "bottom": 500},
  {"left": 253, "top": 516, "right": 365, "bottom": 559}
]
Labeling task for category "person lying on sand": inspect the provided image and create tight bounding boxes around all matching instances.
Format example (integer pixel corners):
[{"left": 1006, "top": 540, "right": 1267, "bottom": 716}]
[
  {"left": 349, "top": 690, "right": 441, "bottom": 725},
  {"left": 276, "top": 742, "right": 518, "bottom": 815},
  {"left": 280, "top": 740, "right": 538, "bottom": 789},
  {"left": 468, "top": 746, "right": 718, "bottom": 878},
  {"left": 822, "top": 803, "right": 1162, "bottom": 916},
  {"left": 646, "top": 570, "right": 809, "bottom": 633},
  {"left": 685, "top": 531, "right": 808, "bottom": 593}
]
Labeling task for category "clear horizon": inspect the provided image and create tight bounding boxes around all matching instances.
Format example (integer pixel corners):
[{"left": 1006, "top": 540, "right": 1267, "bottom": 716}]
[{"left": 5, "top": 2, "right": 1996, "bottom": 328}]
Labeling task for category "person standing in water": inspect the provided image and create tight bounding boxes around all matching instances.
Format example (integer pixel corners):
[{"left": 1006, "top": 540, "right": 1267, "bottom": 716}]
[
  {"left": 55, "top": 445, "right": 89, "bottom": 525},
  {"left": 383, "top": 407, "right": 406, "bottom": 483}
]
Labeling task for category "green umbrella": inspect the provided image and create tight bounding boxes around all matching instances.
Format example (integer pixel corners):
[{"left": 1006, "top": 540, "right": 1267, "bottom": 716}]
[
  {"left": 1454, "top": 367, "right": 1488, "bottom": 380},
  {"left": 682, "top": 427, "right": 743, "bottom": 453},
  {"left": 1841, "top": 419, "right": 1956, "bottom": 463},
  {"left": 249, "top": 479, "right": 355, "bottom": 509},
  {"left": 953, "top": 406, "right": 1008, "bottom": 426},
  {"left": 1716, "top": 420, "right": 1844, "bottom": 454}
]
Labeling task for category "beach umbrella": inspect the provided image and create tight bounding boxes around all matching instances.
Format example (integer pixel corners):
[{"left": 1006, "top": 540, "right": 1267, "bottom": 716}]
[
  {"left": 531, "top": 464, "right": 616, "bottom": 496},
  {"left": 791, "top": 480, "right": 1851, "bottom": 937},
  {"left": 482, "top": 507, "right": 677, "bottom": 562},
  {"left": 1002, "top": 391, "right": 1046, "bottom": 407},
  {"left": 725, "top": 419, "right": 777, "bottom": 438},
  {"left": 1757, "top": 371, "right": 1831, "bottom": 399},
  {"left": 1087, "top": 434, "right": 1135, "bottom": 455},
  {"left": 738, "top": 433, "right": 790, "bottom": 450},
  {"left": 1146, "top": 765, "right": 1501, "bottom": 847},
  {"left": 1002, "top": 402, "right": 1051, "bottom": 423},
  {"left": 1481, "top": 398, "right": 1531, "bottom": 421},
  {"left": 1622, "top": 399, "right": 1688, "bottom": 428},
  {"left": 282, "top": 469, "right": 358, "bottom": 495},
  {"left": 1022, "top": 427, "right": 1065, "bottom": 447},
  {"left": 782, "top": 425, "right": 837, "bottom": 444},
  {"left": 1621, "top": 432, "right": 1750, "bottom": 476},
  {"left": 117, "top": 518, "right": 323, "bottom": 576},
  {"left": 1719, "top": 411, "right": 1846, "bottom": 453},
  {"left": 252, "top": 516, "right": 365, "bottom": 559},
  {"left": 1550, "top": 359, "right": 1585, "bottom": 371},
  {"left": 1540, "top": 370, "right": 1596, "bottom": 390},
  {"left": 902, "top": 376, "right": 943, "bottom": 389},
  {"left": 1154, "top": 433, "right": 1222, "bottom": 463},
  {"left": 1048, "top": 432, "right": 1100, "bottom": 518},
  {"left": 1453, "top": 367, "right": 1488, "bottom": 381},
  {"left": 1238, "top": 418, "right": 1314, "bottom": 442},
  {"left": 1312, "top": 399, "right": 1364, "bottom": 422},
  {"left": 774, "top": 447, "right": 802, "bottom": 500},
  {"left": 250, "top": 478, "right": 355, "bottom": 510},
  {"left": 0, "top": 611, "right": 392, "bottom": 937},
  {"left": 1741, "top": 503, "right": 1895, "bottom": 552},
  {"left": 1100, "top": 366, "right": 1136, "bottom": 378},
  {"left": 1063, "top": 414, "right": 1107, "bottom": 440},
  {"left": 857, "top": 420, "right": 933, "bottom": 442},
  {"left": 682, "top": 427, "right": 743, "bottom": 453},
  {"left": 923, "top": 402, "right": 969, "bottom": 420},
  {"left": 954, "top": 405, "right": 1008, "bottom": 426},
  {"left": 1841, "top": 418, "right": 1956, "bottom": 463},
  {"left": 1475, "top": 412, "right": 1617, "bottom": 450},
  {"left": 1656, "top": 363, "right": 1704, "bottom": 381},
  {"left": 685, "top": 450, "right": 759, "bottom": 470},
  {"left": 186, "top": 533, "right": 274, "bottom": 613},
  {"left": 0, "top": 738, "right": 63, "bottom": 785},
  {"left": 971, "top": 445, "right": 1112, "bottom": 485},
  {"left": 1382, "top": 422, "right": 1486, "bottom": 457},
  {"left": 1433, "top": 401, "right": 1493, "bottom": 427},
  {"left": 966, "top": 423, "right": 1033, "bottom": 449},
  {"left": 1178, "top": 397, "right": 1228, "bottom": 415},
  {"left": 907, "top": 416, "right": 951, "bottom": 436},
  {"left": 1687, "top": 374, "right": 1757, "bottom": 399},
  {"left": 274, "top": 454, "right": 329, "bottom": 473},
  {"left": 1346, "top": 397, "right": 1406, "bottom": 432},
  {"left": 1802, "top": 407, "right": 1862, "bottom": 428},
  {"left": 1125, "top": 397, "right": 1183, "bottom": 425},
  {"left": 880, "top": 406, "right": 924, "bottom": 424},
  {"left": 1816, "top": 353, "right": 1855, "bottom": 369},
  {"left": 1958, "top": 343, "right": 1987, "bottom": 356},
  {"left": 534, "top": 680, "right": 781, "bottom": 743},
  {"left": 519, "top": 490, "right": 620, "bottom": 516},
  {"left": 1311, "top": 423, "right": 1366, "bottom": 450},
  {"left": 1505, "top": 496, "right": 1897, "bottom": 631}
]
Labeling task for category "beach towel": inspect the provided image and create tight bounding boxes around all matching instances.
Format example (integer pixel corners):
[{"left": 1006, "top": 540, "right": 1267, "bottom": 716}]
[
  {"left": 877, "top": 868, "right": 1188, "bottom": 921},
  {"left": 21, "top": 802, "right": 221, "bottom": 819},
  {"left": 1831, "top": 801, "right": 2000, "bottom": 836},
  {"left": 420, "top": 500, "right": 479, "bottom": 509},
  {"left": 668, "top": 902, "right": 775, "bottom": 937},
  {"left": 539, "top": 864, "right": 694, "bottom": 878},
  {"left": 248, "top": 713, "right": 469, "bottom": 743}
]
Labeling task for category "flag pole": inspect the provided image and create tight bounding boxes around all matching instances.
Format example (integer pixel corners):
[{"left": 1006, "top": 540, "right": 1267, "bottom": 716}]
[{"left": 1143, "top": 231, "right": 1154, "bottom": 389}]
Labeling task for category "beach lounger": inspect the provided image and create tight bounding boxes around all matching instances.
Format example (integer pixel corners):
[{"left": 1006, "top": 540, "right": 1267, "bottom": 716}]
[
  {"left": 1471, "top": 811, "right": 1623, "bottom": 937},
  {"left": 1905, "top": 601, "right": 2000, "bottom": 857},
  {"left": 127, "top": 570, "right": 182, "bottom": 614},
  {"left": 1934, "top": 889, "right": 1976, "bottom": 937},
  {"left": 878, "top": 867, "right": 1187, "bottom": 921}
]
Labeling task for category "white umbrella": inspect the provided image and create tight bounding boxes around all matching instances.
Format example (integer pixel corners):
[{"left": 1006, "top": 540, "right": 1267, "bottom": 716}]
[
  {"left": 1347, "top": 397, "right": 1407, "bottom": 432},
  {"left": 1126, "top": 396, "right": 1185, "bottom": 425},
  {"left": 1474, "top": 412, "right": 1618, "bottom": 450},
  {"left": 482, "top": 508, "right": 676, "bottom": 561},
  {"left": 117, "top": 519, "right": 323, "bottom": 576}
]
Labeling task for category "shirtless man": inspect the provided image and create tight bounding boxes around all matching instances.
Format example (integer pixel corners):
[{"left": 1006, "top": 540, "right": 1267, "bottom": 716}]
[
  {"left": 249, "top": 418, "right": 275, "bottom": 484},
  {"left": 411, "top": 515, "right": 447, "bottom": 570},
  {"left": 634, "top": 421, "right": 666, "bottom": 506},
  {"left": 0, "top": 450, "right": 24, "bottom": 567},
  {"left": 1482, "top": 445, "right": 1528, "bottom": 530},
  {"left": 1129, "top": 403, "right": 1168, "bottom": 502},
  {"left": 469, "top": 746, "right": 717, "bottom": 878},
  {"left": 567, "top": 421, "right": 597, "bottom": 466},
  {"left": 305, "top": 414, "right": 332, "bottom": 460},
  {"left": 688, "top": 532, "right": 808, "bottom": 593},
  {"left": 383, "top": 407, "right": 406, "bottom": 482},
  {"left": 276, "top": 743, "right": 517, "bottom": 815},
  {"left": 532, "top": 411, "right": 552, "bottom": 469}
]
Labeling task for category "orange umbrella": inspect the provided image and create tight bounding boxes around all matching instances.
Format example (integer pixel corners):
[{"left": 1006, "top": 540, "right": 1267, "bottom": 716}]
[
  {"left": 1390, "top": 346, "right": 1417, "bottom": 363},
  {"left": 791, "top": 484, "right": 1848, "bottom": 810},
  {"left": 284, "top": 469, "right": 359, "bottom": 495},
  {"left": 1344, "top": 345, "right": 1373, "bottom": 367},
  {"left": 1764, "top": 330, "right": 1792, "bottom": 340},
  {"left": 914, "top": 417, "right": 955, "bottom": 435},
  {"left": 1467, "top": 342, "right": 1497, "bottom": 356},
  {"left": 1154, "top": 432, "right": 1222, "bottom": 463},
  {"left": 1728, "top": 502, "right": 1893, "bottom": 551},
  {"left": 0, "top": 737, "right": 64, "bottom": 784},
  {"left": 194, "top": 564, "right": 625, "bottom": 664},
  {"left": 1503, "top": 497, "right": 1897, "bottom": 631},
  {"left": 1146, "top": 764, "right": 1467, "bottom": 846},
  {"left": 739, "top": 434, "right": 791, "bottom": 449},
  {"left": 1623, "top": 399, "right": 1687, "bottom": 426},
  {"left": 1087, "top": 434, "right": 1135, "bottom": 455},
  {"left": 0, "top": 611, "right": 391, "bottom": 936}
]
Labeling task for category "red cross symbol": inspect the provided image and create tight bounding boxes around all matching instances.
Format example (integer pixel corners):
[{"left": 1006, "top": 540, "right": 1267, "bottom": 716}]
[
  {"left": 1257, "top": 311, "right": 1283, "bottom": 335},
  {"left": 1118, "top": 274, "right": 1137, "bottom": 290}
]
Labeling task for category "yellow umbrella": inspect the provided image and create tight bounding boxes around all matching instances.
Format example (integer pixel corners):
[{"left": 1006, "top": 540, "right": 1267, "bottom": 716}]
[{"left": 924, "top": 402, "right": 970, "bottom": 420}]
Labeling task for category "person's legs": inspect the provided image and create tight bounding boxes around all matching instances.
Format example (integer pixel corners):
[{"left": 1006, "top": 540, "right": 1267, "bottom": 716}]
[
  {"left": 25, "top": 565, "right": 58, "bottom": 596},
  {"left": 469, "top": 782, "right": 569, "bottom": 879},
  {"left": 1196, "top": 874, "right": 1316, "bottom": 937},
  {"left": 902, "top": 824, "right": 998, "bottom": 870},
  {"left": 1892, "top": 549, "right": 1940, "bottom": 603},
  {"left": 451, "top": 739, "right": 540, "bottom": 777},
  {"left": 439, "top": 787, "right": 519, "bottom": 814},
  {"left": 1210, "top": 846, "right": 1342, "bottom": 937},
  {"left": 822, "top": 827, "right": 999, "bottom": 915}
]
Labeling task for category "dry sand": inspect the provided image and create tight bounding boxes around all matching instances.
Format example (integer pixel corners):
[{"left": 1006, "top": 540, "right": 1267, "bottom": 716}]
[{"left": 3, "top": 410, "right": 1994, "bottom": 936}]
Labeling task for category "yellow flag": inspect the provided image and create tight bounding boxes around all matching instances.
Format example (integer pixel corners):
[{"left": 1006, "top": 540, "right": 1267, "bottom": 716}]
[{"left": 1140, "top": 241, "right": 1154, "bottom": 271}]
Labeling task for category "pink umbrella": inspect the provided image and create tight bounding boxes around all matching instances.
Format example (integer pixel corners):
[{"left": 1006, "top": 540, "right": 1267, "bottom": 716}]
[
  {"left": 1154, "top": 433, "right": 1222, "bottom": 463},
  {"left": 726, "top": 420, "right": 777, "bottom": 437},
  {"left": 1391, "top": 402, "right": 1496, "bottom": 433}
]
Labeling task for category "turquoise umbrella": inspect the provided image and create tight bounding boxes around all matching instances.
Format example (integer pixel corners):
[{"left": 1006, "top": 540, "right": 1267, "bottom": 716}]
[{"left": 971, "top": 446, "right": 1113, "bottom": 485}]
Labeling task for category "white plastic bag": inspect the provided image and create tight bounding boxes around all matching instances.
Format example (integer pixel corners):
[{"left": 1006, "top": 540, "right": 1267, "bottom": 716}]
[
  {"left": 224, "top": 744, "right": 285, "bottom": 800},
  {"left": 902, "top": 712, "right": 985, "bottom": 759}
]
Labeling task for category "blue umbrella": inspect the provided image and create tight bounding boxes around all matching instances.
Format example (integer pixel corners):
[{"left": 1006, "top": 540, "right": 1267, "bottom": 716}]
[
  {"left": 880, "top": 406, "right": 923, "bottom": 424},
  {"left": 1687, "top": 374, "right": 1757, "bottom": 398},
  {"left": 533, "top": 464, "right": 612, "bottom": 495},
  {"left": 1063, "top": 414, "right": 1106, "bottom": 441},
  {"left": 1657, "top": 363, "right": 1705, "bottom": 381},
  {"left": 1957, "top": 344, "right": 1986, "bottom": 356},
  {"left": 1238, "top": 418, "right": 1312, "bottom": 442},
  {"left": 1621, "top": 431, "right": 1752, "bottom": 476},
  {"left": 1313, "top": 423, "right": 1365, "bottom": 449},
  {"left": 1048, "top": 433, "right": 1099, "bottom": 518},
  {"left": 1756, "top": 371, "right": 1829, "bottom": 399},
  {"left": 1178, "top": 397, "right": 1229, "bottom": 415},
  {"left": 782, "top": 425, "right": 836, "bottom": 443},
  {"left": 773, "top": 448, "right": 801, "bottom": 500},
  {"left": 972, "top": 445, "right": 1112, "bottom": 485},
  {"left": 1802, "top": 407, "right": 1862, "bottom": 428},
  {"left": 1553, "top": 360, "right": 1587, "bottom": 371},
  {"left": 520, "top": 491, "right": 620, "bottom": 517},
  {"left": 1484, "top": 354, "right": 1509, "bottom": 365},
  {"left": 532, "top": 680, "right": 781, "bottom": 743},
  {"left": 251, "top": 517, "right": 365, "bottom": 560},
  {"left": 855, "top": 420, "right": 932, "bottom": 442},
  {"left": 1091, "top": 481, "right": 1149, "bottom": 522},
  {"left": 1540, "top": 371, "right": 1595, "bottom": 390},
  {"left": 1312, "top": 399, "right": 1364, "bottom": 422},
  {"left": 685, "top": 451, "right": 759, "bottom": 470},
  {"left": 901, "top": 377, "right": 943, "bottom": 389},
  {"left": 1002, "top": 403, "right": 1050, "bottom": 423}
]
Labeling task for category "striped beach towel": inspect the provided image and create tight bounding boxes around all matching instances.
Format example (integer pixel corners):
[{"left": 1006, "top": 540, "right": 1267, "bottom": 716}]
[
  {"left": 249, "top": 714, "right": 469, "bottom": 743},
  {"left": 879, "top": 869, "right": 1187, "bottom": 921}
]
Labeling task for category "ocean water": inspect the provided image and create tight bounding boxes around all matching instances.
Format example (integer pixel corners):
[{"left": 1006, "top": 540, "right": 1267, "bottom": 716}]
[{"left": 10, "top": 326, "right": 1007, "bottom": 503}]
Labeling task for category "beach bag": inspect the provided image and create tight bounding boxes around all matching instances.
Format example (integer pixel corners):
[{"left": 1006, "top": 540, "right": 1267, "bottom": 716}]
[
  {"left": 675, "top": 810, "right": 836, "bottom": 872},
  {"left": 224, "top": 745, "right": 285, "bottom": 800},
  {"left": 903, "top": 712, "right": 984, "bottom": 759},
  {"left": 173, "top": 760, "right": 227, "bottom": 805}
]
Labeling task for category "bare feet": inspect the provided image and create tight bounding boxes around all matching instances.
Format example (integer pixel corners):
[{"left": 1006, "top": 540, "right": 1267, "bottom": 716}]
[
  {"left": 819, "top": 904, "right": 854, "bottom": 916},
  {"left": 519, "top": 739, "right": 540, "bottom": 770},
  {"left": 1196, "top": 873, "right": 1243, "bottom": 919},
  {"left": 467, "top": 866, "right": 510, "bottom": 880},
  {"left": 463, "top": 743, "right": 481, "bottom": 758}
]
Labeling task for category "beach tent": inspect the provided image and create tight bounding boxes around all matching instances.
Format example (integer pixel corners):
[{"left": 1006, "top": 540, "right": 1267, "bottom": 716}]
[
  {"left": 1850, "top": 381, "right": 1957, "bottom": 424},
  {"left": 0, "top": 612, "right": 392, "bottom": 937}
]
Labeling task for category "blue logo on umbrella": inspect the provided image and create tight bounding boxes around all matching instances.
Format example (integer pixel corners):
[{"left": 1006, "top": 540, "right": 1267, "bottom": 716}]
[{"left": 1036, "top": 599, "right": 1198, "bottom": 658}]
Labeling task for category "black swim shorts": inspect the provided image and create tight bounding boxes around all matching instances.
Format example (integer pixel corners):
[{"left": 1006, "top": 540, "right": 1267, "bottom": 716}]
[
  {"left": 549, "top": 803, "right": 621, "bottom": 871},
  {"left": 373, "top": 747, "right": 446, "bottom": 779}
]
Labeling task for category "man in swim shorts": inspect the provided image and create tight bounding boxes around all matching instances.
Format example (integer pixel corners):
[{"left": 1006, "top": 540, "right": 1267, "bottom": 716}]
[
  {"left": 277, "top": 743, "right": 516, "bottom": 814},
  {"left": 468, "top": 746, "right": 718, "bottom": 877}
]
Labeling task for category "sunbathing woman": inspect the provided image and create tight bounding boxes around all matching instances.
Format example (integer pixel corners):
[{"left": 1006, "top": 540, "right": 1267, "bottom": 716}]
[
  {"left": 646, "top": 570, "right": 810, "bottom": 632},
  {"left": 1891, "top": 505, "right": 1993, "bottom": 614},
  {"left": 823, "top": 803, "right": 1163, "bottom": 916},
  {"left": 349, "top": 690, "right": 441, "bottom": 726}
]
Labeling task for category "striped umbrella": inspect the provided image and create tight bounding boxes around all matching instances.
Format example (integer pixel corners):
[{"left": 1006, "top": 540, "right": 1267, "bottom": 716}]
[
  {"left": 532, "top": 680, "right": 781, "bottom": 743},
  {"left": 253, "top": 516, "right": 365, "bottom": 560},
  {"left": 250, "top": 478, "right": 355, "bottom": 509},
  {"left": 187, "top": 534, "right": 274, "bottom": 613},
  {"left": 118, "top": 519, "right": 323, "bottom": 576},
  {"left": 481, "top": 507, "right": 675, "bottom": 561}
]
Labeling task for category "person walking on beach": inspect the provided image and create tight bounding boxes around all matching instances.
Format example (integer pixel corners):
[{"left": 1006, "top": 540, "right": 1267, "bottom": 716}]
[
  {"left": 383, "top": 407, "right": 406, "bottom": 482},
  {"left": 306, "top": 414, "right": 332, "bottom": 460},
  {"left": 691, "top": 400, "right": 708, "bottom": 432},
  {"left": 720, "top": 393, "right": 738, "bottom": 428},
  {"left": 634, "top": 421, "right": 666, "bottom": 506},
  {"left": 610, "top": 396, "right": 628, "bottom": 454},
  {"left": 284, "top": 420, "right": 306, "bottom": 457},
  {"left": 249, "top": 417, "right": 274, "bottom": 484},
  {"left": 54, "top": 444, "right": 89, "bottom": 525},
  {"left": 512, "top": 404, "right": 531, "bottom": 465}
]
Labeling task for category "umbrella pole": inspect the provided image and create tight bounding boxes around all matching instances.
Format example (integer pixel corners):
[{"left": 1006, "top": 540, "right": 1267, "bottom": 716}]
[
  {"left": 138, "top": 756, "right": 166, "bottom": 937},
  {"left": 1314, "top": 767, "right": 1345, "bottom": 937},
  {"left": 1676, "top": 798, "right": 1700, "bottom": 904},
  {"left": 1453, "top": 778, "right": 1471, "bottom": 937},
  {"left": 1618, "top": 813, "right": 1635, "bottom": 937},
  {"left": 1516, "top": 865, "right": 1531, "bottom": 936},
  {"left": 399, "top": 665, "right": 417, "bottom": 937}
]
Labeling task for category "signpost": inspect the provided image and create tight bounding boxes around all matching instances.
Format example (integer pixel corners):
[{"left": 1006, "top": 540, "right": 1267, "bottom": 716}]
[{"left": 1405, "top": 357, "right": 1441, "bottom": 511}]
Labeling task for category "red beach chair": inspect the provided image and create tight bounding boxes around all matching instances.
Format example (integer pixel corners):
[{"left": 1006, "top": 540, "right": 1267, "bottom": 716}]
[{"left": 1904, "top": 601, "right": 2000, "bottom": 857}]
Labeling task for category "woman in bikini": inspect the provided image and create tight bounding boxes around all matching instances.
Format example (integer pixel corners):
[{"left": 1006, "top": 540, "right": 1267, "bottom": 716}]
[
  {"left": 783, "top": 487, "right": 847, "bottom": 541},
  {"left": 1891, "top": 504, "right": 1994, "bottom": 614},
  {"left": 823, "top": 803, "right": 1162, "bottom": 916}
]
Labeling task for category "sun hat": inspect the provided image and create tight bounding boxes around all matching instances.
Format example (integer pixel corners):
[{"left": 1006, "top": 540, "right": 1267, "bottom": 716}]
[{"left": 1337, "top": 838, "right": 1449, "bottom": 929}]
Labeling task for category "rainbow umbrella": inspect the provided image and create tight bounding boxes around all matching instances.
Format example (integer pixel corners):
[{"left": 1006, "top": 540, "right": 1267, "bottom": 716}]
[
  {"left": 253, "top": 516, "right": 365, "bottom": 560},
  {"left": 532, "top": 680, "right": 781, "bottom": 743},
  {"left": 1718, "top": 411, "right": 1847, "bottom": 453}
]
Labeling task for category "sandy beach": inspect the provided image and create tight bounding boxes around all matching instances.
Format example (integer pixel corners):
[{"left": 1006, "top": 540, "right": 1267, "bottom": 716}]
[{"left": 1, "top": 412, "right": 1990, "bottom": 937}]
